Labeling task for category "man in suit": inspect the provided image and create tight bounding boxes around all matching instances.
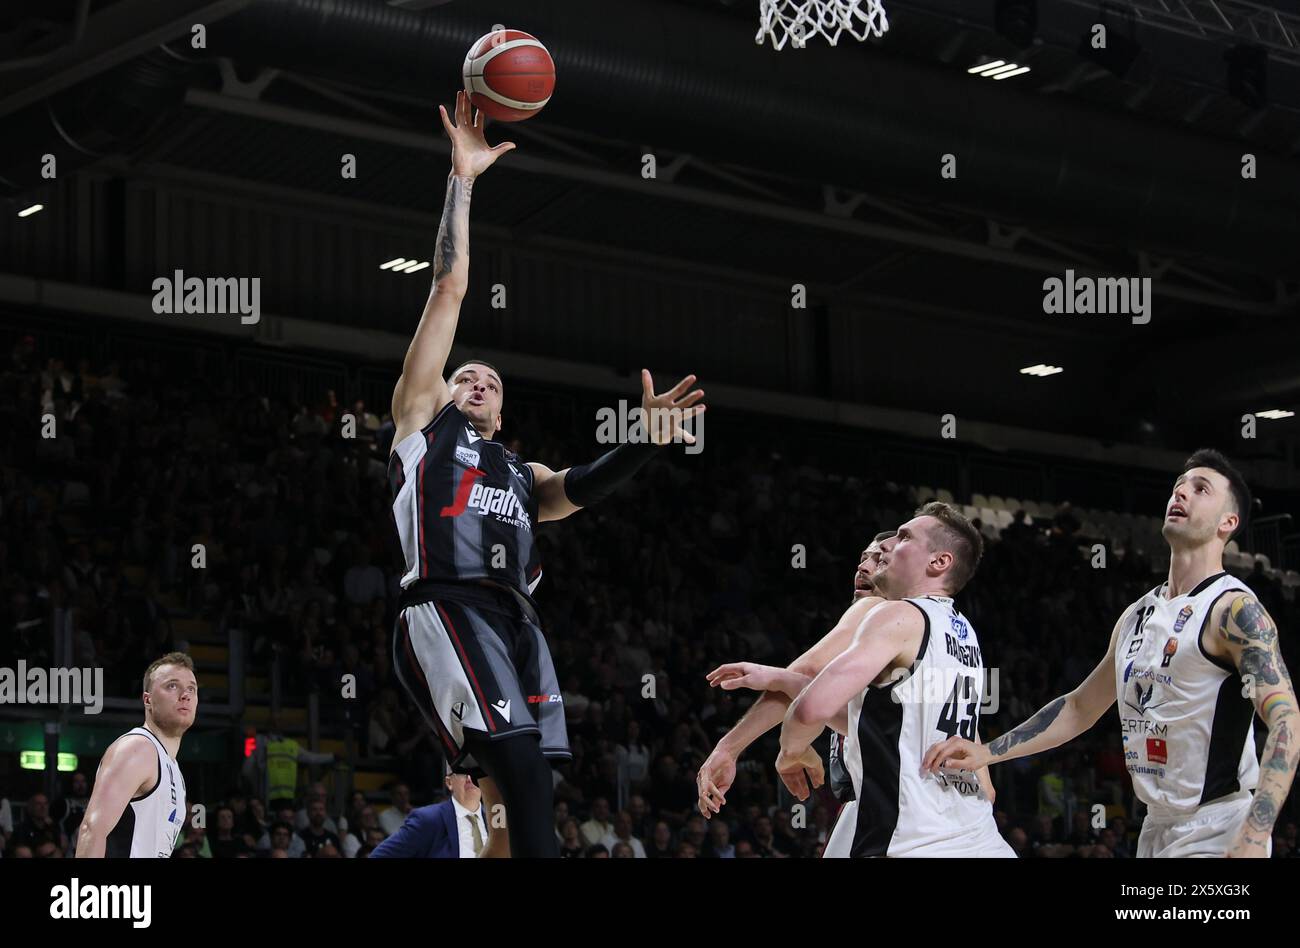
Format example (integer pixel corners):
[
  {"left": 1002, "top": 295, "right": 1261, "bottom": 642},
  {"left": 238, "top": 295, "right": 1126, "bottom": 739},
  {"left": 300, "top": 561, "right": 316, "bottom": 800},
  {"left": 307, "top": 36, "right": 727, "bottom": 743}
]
[{"left": 369, "top": 772, "right": 488, "bottom": 858}]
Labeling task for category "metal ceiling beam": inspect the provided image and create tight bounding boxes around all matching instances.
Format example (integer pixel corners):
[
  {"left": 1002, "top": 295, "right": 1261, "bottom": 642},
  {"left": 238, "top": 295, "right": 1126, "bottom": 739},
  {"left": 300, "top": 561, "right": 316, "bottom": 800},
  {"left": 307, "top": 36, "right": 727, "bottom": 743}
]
[
  {"left": 179, "top": 87, "right": 1285, "bottom": 314},
  {"left": 1056, "top": 0, "right": 1300, "bottom": 66},
  {"left": 94, "top": 156, "right": 1088, "bottom": 342},
  {"left": 0, "top": 0, "right": 253, "bottom": 119}
]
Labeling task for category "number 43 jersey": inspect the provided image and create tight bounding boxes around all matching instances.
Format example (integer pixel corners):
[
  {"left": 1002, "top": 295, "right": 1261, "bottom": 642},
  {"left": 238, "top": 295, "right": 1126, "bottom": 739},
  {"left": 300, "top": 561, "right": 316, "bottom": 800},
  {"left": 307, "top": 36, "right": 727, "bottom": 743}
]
[{"left": 842, "top": 596, "right": 1009, "bottom": 857}]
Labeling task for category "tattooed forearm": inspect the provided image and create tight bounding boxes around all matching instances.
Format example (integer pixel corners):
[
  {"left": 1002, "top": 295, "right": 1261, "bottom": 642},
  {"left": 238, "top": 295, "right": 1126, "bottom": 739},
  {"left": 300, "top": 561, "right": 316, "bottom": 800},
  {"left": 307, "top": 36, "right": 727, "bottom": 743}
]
[
  {"left": 988, "top": 696, "right": 1067, "bottom": 758},
  {"left": 433, "top": 174, "right": 474, "bottom": 284},
  {"left": 1262, "top": 717, "right": 1293, "bottom": 773},
  {"left": 1243, "top": 696, "right": 1298, "bottom": 841}
]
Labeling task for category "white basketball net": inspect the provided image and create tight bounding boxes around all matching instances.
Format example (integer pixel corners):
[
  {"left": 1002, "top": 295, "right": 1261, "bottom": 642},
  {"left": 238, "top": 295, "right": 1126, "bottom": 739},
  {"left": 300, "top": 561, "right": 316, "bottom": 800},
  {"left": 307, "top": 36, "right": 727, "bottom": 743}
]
[{"left": 756, "top": 0, "right": 889, "bottom": 50}]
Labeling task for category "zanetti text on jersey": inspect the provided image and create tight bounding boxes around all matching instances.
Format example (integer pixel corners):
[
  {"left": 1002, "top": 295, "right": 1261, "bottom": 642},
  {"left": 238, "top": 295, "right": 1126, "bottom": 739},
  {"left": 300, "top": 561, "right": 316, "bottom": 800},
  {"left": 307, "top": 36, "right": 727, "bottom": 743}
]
[{"left": 0, "top": 662, "right": 103, "bottom": 714}]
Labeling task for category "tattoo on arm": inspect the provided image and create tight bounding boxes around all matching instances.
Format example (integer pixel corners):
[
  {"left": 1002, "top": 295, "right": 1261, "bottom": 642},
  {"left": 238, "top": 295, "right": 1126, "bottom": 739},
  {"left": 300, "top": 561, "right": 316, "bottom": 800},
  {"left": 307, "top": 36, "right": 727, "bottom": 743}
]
[
  {"left": 988, "top": 697, "right": 1066, "bottom": 758},
  {"left": 1221, "top": 595, "right": 1293, "bottom": 689},
  {"left": 1221, "top": 593, "right": 1300, "bottom": 843},
  {"left": 433, "top": 175, "right": 473, "bottom": 283},
  {"left": 1262, "top": 717, "right": 1293, "bottom": 774}
]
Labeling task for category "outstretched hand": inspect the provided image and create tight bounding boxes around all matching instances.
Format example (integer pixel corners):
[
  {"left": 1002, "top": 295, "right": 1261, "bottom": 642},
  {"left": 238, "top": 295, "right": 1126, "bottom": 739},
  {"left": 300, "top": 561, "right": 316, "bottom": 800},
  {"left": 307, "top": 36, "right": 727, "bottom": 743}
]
[
  {"left": 706, "top": 662, "right": 783, "bottom": 692},
  {"left": 439, "top": 90, "right": 516, "bottom": 178},
  {"left": 640, "top": 370, "right": 706, "bottom": 446}
]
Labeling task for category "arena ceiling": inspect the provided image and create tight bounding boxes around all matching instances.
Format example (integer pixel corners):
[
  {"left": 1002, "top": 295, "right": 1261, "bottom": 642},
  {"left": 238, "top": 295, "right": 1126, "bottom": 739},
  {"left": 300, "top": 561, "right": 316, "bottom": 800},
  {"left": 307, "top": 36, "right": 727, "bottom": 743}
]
[{"left": 1, "top": 0, "right": 1298, "bottom": 457}]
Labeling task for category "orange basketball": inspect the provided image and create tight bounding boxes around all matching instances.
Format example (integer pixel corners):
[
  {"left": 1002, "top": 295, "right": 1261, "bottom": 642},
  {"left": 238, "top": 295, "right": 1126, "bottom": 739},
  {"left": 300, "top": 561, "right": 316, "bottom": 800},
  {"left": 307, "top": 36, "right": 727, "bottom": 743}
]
[{"left": 462, "top": 29, "right": 556, "bottom": 122}]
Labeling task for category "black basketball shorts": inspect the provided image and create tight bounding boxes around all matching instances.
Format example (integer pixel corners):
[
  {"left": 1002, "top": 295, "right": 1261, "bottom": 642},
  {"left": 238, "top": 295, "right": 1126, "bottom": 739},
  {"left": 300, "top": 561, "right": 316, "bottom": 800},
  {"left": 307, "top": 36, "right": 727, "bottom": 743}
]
[{"left": 392, "top": 583, "right": 571, "bottom": 779}]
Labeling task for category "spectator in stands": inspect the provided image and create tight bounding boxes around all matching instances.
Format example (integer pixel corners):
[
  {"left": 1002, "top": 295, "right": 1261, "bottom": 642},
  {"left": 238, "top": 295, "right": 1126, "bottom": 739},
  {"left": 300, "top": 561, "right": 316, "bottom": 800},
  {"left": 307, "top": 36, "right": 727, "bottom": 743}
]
[
  {"left": 12, "top": 794, "right": 66, "bottom": 854},
  {"left": 579, "top": 796, "right": 614, "bottom": 848},
  {"left": 261, "top": 820, "right": 304, "bottom": 858},
  {"left": 294, "top": 782, "right": 339, "bottom": 834},
  {"left": 342, "top": 806, "right": 382, "bottom": 858},
  {"left": 645, "top": 820, "right": 674, "bottom": 858},
  {"left": 298, "top": 798, "right": 342, "bottom": 858},
  {"left": 749, "top": 815, "right": 789, "bottom": 858},
  {"left": 53, "top": 772, "right": 90, "bottom": 848},
  {"left": 600, "top": 810, "right": 646, "bottom": 858},
  {"left": 558, "top": 818, "right": 584, "bottom": 858},
  {"left": 1001, "top": 509, "right": 1035, "bottom": 544},
  {"left": 180, "top": 819, "right": 211, "bottom": 858},
  {"left": 210, "top": 805, "right": 250, "bottom": 858},
  {"left": 379, "top": 783, "right": 414, "bottom": 836},
  {"left": 702, "top": 819, "right": 735, "bottom": 858},
  {"left": 1052, "top": 501, "right": 1080, "bottom": 538}
]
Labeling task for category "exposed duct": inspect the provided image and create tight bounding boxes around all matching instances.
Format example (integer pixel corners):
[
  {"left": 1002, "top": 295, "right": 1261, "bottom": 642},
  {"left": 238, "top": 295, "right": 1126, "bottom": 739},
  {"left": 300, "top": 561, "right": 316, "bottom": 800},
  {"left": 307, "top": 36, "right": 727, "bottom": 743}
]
[{"left": 203, "top": 0, "right": 1300, "bottom": 275}]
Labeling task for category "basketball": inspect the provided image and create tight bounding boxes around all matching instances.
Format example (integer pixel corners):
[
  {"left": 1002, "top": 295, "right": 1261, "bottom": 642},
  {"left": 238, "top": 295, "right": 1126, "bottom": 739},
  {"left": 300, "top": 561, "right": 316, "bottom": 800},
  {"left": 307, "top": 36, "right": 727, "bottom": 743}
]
[{"left": 462, "top": 29, "right": 555, "bottom": 122}]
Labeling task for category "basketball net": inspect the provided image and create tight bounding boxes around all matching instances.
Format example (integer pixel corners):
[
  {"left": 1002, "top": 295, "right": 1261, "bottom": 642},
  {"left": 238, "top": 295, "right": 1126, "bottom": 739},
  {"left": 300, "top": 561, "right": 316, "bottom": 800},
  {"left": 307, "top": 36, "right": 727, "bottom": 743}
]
[{"left": 756, "top": 0, "right": 888, "bottom": 50}]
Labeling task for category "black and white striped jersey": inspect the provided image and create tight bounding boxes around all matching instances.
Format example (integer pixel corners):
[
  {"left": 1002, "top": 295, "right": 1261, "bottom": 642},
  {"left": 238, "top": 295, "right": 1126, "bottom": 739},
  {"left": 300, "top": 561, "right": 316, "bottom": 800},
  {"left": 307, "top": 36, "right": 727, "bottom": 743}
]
[{"left": 388, "top": 401, "right": 543, "bottom": 601}]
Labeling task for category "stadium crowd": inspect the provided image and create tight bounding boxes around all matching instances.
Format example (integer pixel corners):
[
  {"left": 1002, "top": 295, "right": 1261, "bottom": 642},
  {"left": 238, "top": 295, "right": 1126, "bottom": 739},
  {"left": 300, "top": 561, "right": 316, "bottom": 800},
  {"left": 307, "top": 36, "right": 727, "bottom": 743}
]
[{"left": 1, "top": 331, "right": 1297, "bottom": 858}]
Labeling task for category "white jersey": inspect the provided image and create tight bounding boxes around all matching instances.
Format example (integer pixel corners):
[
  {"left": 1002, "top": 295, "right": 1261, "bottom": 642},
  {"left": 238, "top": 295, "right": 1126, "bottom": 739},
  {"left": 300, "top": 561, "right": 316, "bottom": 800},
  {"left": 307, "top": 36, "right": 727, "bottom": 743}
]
[
  {"left": 104, "top": 727, "right": 186, "bottom": 858},
  {"left": 841, "top": 596, "right": 1006, "bottom": 857},
  {"left": 1114, "top": 571, "right": 1258, "bottom": 813}
]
